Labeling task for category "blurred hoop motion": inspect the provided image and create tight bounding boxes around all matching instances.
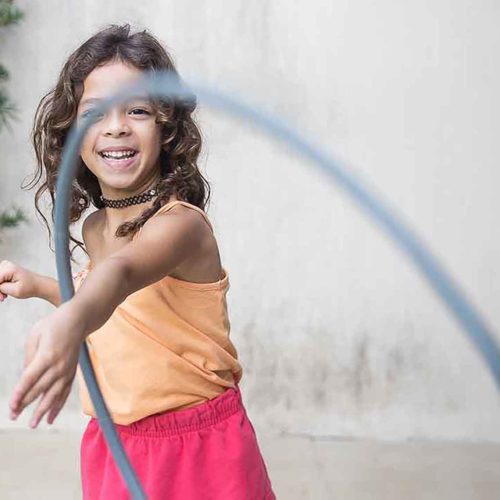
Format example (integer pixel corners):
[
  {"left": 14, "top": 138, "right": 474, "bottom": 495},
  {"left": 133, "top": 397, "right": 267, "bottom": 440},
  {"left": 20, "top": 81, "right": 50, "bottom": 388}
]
[{"left": 54, "top": 70, "right": 500, "bottom": 499}]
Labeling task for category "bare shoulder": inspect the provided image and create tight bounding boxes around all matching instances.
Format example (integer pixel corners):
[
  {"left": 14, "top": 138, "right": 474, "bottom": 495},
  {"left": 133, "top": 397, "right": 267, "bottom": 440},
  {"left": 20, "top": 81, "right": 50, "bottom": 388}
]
[
  {"left": 139, "top": 203, "right": 221, "bottom": 283},
  {"left": 141, "top": 202, "right": 210, "bottom": 243}
]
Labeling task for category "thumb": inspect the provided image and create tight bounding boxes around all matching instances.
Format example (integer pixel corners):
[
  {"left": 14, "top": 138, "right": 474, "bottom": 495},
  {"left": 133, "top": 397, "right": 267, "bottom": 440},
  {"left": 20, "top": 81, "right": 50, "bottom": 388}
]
[{"left": 0, "top": 281, "right": 17, "bottom": 296}]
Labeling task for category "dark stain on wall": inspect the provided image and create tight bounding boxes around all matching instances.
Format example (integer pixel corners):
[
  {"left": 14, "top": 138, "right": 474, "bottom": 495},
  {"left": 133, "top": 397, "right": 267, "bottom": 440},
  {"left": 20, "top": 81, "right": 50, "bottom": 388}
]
[{"left": 235, "top": 320, "right": 433, "bottom": 417}]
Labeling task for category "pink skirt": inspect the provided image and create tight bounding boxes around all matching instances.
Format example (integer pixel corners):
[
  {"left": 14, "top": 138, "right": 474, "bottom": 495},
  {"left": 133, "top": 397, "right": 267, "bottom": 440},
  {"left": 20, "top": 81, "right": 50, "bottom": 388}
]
[{"left": 80, "top": 384, "right": 276, "bottom": 499}]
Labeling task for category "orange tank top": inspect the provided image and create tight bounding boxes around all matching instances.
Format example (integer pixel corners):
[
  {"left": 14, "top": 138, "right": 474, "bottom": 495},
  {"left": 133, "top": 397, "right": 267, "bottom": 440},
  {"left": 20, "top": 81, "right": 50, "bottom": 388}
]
[{"left": 72, "top": 200, "right": 243, "bottom": 425}]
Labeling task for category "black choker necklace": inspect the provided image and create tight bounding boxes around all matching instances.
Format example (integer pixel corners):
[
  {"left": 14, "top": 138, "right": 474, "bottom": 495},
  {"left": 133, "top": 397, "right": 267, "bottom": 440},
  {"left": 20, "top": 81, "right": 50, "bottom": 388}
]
[{"left": 100, "top": 181, "right": 162, "bottom": 209}]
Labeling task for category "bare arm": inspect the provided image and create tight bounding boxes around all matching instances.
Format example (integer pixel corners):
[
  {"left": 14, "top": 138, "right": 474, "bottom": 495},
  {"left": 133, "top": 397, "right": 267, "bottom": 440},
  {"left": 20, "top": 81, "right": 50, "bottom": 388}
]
[
  {"left": 64, "top": 206, "right": 204, "bottom": 340},
  {"left": 8, "top": 205, "right": 205, "bottom": 427},
  {"left": 34, "top": 210, "right": 101, "bottom": 308},
  {"left": 34, "top": 275, "right": 62, "bottom": 307},
  {"left": 0, "top": 260, "right": 61, "bottom": 306},
  {"left": 31, "top": 213, "right": 97, "bottom": 308}
]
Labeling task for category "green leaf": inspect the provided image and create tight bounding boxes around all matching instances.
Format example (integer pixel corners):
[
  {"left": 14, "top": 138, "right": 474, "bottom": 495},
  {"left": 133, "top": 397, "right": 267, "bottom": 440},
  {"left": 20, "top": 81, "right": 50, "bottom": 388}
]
[
  {"left": 0, "top": 64, "right": 8, "bottom": 81},
  {"left": 0, "top": 89, "right": 18, "bottom": 132},
  {"left": 0, "top": 2, "right": 24, "bottom": 27},
  {"left": 0, "top": 206, "right": 28, "bottom": 229}
]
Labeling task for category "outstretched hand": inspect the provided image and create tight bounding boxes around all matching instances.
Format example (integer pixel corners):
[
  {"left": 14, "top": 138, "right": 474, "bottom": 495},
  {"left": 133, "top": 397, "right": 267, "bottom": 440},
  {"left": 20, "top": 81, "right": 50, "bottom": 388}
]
[{"left": 9, "top": 303, "right": 85, "bottom": 428}]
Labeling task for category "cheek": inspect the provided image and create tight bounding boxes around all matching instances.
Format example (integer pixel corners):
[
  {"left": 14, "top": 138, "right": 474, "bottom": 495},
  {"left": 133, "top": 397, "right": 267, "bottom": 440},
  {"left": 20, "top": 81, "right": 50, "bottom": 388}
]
[
  {"left": 151, "top": 127, "right": 164, "bottom": 153},
  {"left": 78, "top": 141, "right": 99, "bottom": 174},
  {"left": 140, "top": 125, "right": 163, "bottom": 156},
  {"left": 79, "top": 130, "right": 98, "bottom": 159}
]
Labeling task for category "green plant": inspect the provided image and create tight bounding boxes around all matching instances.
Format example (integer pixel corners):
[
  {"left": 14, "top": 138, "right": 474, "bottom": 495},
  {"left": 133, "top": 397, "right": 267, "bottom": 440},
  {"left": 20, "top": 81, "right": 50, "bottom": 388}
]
[
  {"left": 0, "top": 205, "right": 28, "bottom": 241},
  {"left": 0, "top": 0, "right": 23, "bottom": 25},
  {"left": 0, "top": 0, "right": 26, "bottom": 238},
  {"left": 0, "top": 0, "right": 24, "bottom": 132}
]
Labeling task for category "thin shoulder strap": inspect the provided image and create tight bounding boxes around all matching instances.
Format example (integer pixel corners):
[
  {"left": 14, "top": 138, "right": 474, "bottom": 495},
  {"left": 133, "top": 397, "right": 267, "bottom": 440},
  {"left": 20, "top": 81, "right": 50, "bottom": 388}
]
[
  {"left": 151, "top": 201, "right": 225, "bottom": 283},
  {"left": 130, "top": 201, "right": 224, "bottom": 283},
  {"left": 152, "top": 200, "right": 214, "bottom": 233}
]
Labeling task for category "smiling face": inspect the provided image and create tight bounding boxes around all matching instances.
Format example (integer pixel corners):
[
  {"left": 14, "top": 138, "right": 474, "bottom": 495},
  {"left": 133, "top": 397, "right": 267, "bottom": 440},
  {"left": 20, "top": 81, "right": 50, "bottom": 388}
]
[{"left": 77, "top": 59, "right": 163, "bottom": 198}]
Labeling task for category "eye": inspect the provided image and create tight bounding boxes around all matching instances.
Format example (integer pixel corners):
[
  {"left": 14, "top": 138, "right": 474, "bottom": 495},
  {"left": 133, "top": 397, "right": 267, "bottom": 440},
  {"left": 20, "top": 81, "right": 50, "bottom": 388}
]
[
  {"left": 81, "top": 108, "right": 104, "bottom": 119},
  {"left": 130, "top": 108, "right": 150, "bottom": 116}
]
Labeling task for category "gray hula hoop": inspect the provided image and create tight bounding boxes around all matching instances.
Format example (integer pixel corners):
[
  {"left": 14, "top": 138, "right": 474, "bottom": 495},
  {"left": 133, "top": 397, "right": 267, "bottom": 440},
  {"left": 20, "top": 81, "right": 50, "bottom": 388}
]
[{"left": 54, "top": 70, "right": 500, "bottom": 499}]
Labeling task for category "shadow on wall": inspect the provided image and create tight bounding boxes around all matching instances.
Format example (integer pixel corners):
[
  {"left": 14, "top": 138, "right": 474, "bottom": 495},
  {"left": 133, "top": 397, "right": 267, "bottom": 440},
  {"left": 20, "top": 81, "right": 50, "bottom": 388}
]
[{"left": 237, "top": 318, "right": 444, "bottom": 417}]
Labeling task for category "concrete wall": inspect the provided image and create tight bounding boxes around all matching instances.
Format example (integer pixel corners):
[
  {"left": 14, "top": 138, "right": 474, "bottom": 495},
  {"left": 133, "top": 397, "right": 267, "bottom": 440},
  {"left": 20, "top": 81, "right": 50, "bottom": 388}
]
[{"left": 0, "top": 0, "right": 498, "bottom": 441}]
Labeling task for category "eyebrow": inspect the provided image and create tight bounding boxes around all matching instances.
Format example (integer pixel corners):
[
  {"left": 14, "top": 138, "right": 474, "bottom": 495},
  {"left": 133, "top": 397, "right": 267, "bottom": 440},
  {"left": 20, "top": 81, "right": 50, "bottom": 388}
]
[
  {"left": 79, "top": 97, "right": 102, "bottom": 107},
  {"left": 80, "top": 96, "right": 151, "bottom": 107}
]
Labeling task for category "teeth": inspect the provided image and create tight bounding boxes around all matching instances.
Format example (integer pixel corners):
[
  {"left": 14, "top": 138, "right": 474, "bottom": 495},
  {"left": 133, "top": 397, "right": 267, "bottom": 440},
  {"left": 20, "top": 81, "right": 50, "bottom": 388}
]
[{"left": 101, "top": 150, "right": 136, "bottom": 159}]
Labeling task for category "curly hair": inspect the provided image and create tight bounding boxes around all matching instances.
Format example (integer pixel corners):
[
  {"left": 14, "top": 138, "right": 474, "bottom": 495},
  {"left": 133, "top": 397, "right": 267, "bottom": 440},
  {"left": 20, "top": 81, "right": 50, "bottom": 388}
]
[{"left": 22, "top": 23, "right": 211, "bottom": 262}]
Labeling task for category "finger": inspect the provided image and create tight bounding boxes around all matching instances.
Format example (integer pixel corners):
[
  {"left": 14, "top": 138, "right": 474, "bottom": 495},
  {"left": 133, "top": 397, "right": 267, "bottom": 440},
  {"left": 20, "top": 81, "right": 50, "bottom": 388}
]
[
  {"left": 0, "top": 276, "right": 17, "bottom": 297},
  {"left": 10, "top": 334, "right": 44, "bottom": 417},
  {"left": 15, "top": 367, "right": 56, "bottom": 416},
  {"left": 46, "top": 400, "right": 63, "bottom": 426},
  {"left": 10, "top": 358, "right": 54, "bottom": 416},
  {"left": 29, "top": 379, "right": 65, "bottom": 429},
  {"left": 46, "top": 384, "right": 72, "bottom": 425}
]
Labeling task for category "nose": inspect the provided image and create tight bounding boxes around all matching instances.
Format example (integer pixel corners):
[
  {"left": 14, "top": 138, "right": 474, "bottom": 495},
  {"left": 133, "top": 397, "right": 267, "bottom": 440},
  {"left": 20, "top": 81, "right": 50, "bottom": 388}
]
[{"left": 102, "top": 107, "right": 131, "bottom": 137}]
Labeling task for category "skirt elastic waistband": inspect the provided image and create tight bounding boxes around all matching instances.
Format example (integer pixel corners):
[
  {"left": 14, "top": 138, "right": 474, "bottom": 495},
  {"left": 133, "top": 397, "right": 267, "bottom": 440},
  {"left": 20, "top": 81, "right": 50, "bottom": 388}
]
[{"left": 102, "top": 385, "right": 243, "bottom": 437}]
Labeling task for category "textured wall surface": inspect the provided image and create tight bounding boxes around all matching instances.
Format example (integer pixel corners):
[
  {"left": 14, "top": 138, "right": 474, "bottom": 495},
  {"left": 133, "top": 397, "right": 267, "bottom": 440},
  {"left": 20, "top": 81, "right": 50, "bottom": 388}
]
[{"left": 0, "top": 0, "right": 498, "bottom": 441}]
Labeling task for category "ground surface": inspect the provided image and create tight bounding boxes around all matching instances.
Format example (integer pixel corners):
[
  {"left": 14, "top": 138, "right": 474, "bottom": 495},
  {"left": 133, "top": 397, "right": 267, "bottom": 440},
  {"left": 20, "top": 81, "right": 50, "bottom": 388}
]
[{"left": 0, "top": 430, "right": 498, "bottom": 499}]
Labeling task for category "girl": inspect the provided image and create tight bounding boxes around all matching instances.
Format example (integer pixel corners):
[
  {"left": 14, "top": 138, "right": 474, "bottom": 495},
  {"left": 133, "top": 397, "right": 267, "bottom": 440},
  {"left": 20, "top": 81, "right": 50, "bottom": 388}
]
[{"left": 1, "top": 24, "right": 276, "bottom": 499}]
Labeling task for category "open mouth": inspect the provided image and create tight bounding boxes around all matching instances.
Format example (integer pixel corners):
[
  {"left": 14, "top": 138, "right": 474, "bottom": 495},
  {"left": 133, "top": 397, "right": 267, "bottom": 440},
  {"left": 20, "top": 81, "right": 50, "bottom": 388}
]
[{"left": 98, "top": 149, "right": 139, "bottom": 169}]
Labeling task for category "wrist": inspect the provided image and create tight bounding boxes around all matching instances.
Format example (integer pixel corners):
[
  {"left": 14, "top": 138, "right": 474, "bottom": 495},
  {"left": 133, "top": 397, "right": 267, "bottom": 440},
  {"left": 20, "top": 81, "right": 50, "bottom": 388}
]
[
  {"left": 56, "top": 299, "right": 89, "bottom": 342},
  {"left": 34, "top": 275, "right": 61, "bottom": 307}
]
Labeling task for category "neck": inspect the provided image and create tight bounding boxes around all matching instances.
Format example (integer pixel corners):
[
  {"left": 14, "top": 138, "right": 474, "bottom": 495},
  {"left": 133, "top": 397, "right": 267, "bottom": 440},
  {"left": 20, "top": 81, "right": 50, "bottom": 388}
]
[
  {"left": 99, "top": 176, "right": 176, "bottom": 237},
  {"left": 99, "top": 173, "right": 161, "bottom": 200}
]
